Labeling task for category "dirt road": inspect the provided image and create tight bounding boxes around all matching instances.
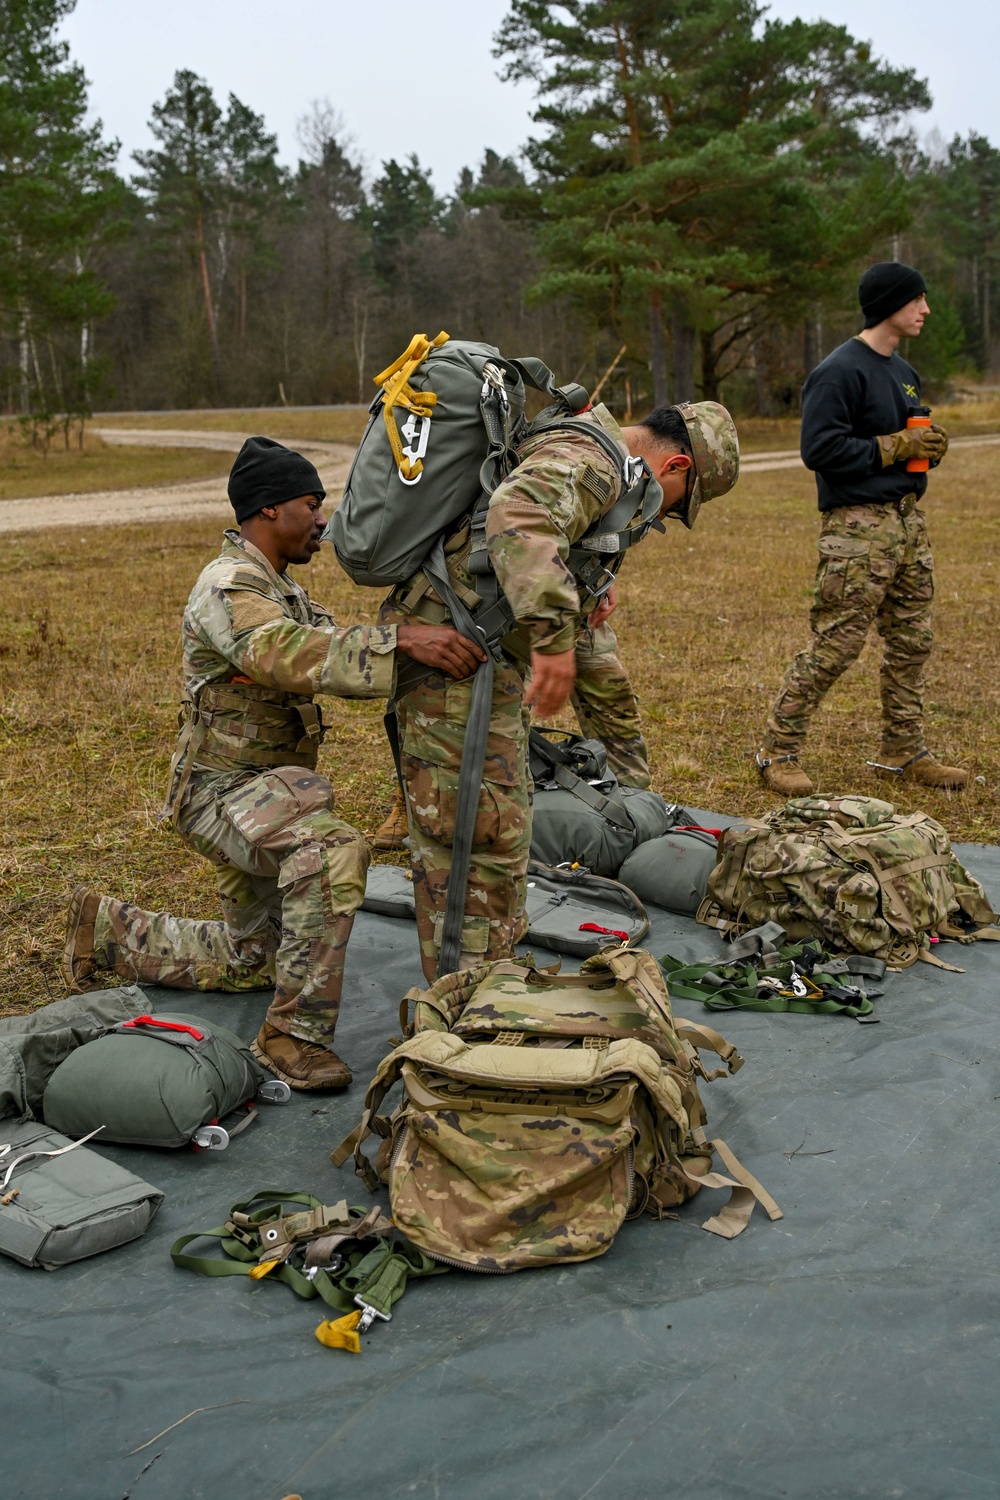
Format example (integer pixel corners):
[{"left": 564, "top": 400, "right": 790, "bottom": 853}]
[
  {"left": 0, "top": 434, "right": 357, "bottom": 534},
  {"left": 1, "top": 427, "right": 997, "bottom": 534}
]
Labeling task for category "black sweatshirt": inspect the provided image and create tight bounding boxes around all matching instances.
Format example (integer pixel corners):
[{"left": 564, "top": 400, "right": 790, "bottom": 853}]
[{"left": 799, "top": 335, "right": 928, "bottom": 511}]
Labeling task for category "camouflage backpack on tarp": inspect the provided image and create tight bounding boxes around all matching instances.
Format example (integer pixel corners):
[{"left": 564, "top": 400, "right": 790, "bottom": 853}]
[
  {"left": 697, "top": 795, "right": 1000, "bottom": 968},
  {"left": 332, "top": 947, "right": 781, "bottom": 1273}
]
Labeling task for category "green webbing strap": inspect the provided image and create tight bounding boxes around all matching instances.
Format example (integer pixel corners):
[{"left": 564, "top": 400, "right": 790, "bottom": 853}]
[
  {"left": 340, "top": 1240, "right": 441, "bottom": 1318},
  {"left": 660, "top": 945, "right": 880, "bottom": 1021},
  {"left": 169, "top": 1190, "right": 445, "bottom": 1317}
]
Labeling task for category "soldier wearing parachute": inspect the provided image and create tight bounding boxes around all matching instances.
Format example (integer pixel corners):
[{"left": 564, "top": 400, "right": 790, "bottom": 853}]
[{"left": 335, "top": 335, "right": 740, "bottom": 982}]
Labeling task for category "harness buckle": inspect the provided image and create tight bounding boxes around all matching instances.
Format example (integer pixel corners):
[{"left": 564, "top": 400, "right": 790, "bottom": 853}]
[{"left": 354, "top": 1296, "right": 392, "bottom": 1333}]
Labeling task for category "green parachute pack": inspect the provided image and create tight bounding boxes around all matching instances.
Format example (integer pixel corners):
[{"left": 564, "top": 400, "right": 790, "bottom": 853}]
[
  {"left": 325, "top": 332, "right": 663, "bottom": 592},
  {"left": 697, "top": 795, "right": 1000, "bottom": 968},
  {"left": 333, "top": 947, "right": 782, "bottom": 1273},
  {"left": 528, "top": 727, "right": 673, "bottom": 876},
  {"left": 43, "top": 1013, "right": 287, "bottom": 1150}
]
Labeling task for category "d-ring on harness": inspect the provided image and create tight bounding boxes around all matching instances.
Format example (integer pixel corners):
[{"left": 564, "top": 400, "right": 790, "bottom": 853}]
[{"left": 865, "top": 749, "right": 931, "bottom": 774}]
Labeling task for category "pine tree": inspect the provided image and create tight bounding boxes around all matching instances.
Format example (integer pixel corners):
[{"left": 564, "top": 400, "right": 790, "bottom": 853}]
[
  {"left": 494, "top": 0, "right": 930, "bottom": 403},
  {"left": 134, "top": 71, "right": 288, "bottom": 397},
  {"left": 0, "top": 0, "right": 123, "bottom": 413}
]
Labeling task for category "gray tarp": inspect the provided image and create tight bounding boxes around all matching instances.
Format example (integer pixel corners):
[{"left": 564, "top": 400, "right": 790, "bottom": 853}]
[{"left": 3, "top": 844, "right": 999, "bottom": 1500}]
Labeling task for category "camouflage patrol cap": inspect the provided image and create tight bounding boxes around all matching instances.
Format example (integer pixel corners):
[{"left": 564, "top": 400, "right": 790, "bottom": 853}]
[{"left": 673, "top": 401, "right": 740, "bottom": 529}]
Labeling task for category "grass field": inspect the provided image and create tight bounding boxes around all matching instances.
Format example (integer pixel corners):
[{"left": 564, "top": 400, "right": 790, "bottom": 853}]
[
  {"left": 1, "top": 439, "right": 996, "bottom": 1014},
  {"left": 93, "top": 407, "right": 370, "bottom": 445},
  {"left": 0, "top": 426, "right": 236, "bottom": 500}
]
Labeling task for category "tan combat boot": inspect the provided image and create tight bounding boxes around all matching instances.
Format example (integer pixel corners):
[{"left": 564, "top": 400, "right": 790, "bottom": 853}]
[
  {"left": 869, "top": 748, "right": 969, "bottom": 791},
  {"left": 755, "top": 749, "right": 815, "bottom": 797},
  {"left": 251, "top": 1022, "right": 353, "bottom": 1090},
  {"left": 62, "top": 885, "right": 107, "bottom": 993},
  {"left": 372, "top": 785, "right": 408, "bottom": 851}
]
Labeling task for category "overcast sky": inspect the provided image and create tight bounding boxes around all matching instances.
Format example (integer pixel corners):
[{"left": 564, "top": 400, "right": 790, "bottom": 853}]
[{"left": 61, "top": 0, "right": 1000, "bottom": 191}]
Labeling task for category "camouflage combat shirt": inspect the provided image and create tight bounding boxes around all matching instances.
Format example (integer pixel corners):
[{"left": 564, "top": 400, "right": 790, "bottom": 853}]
[
  {"left": 384, "top": 404, "right": 630, "bottom": 658},
  {"left": 180, "top": 530, "right": 396, "bottom": 773}
]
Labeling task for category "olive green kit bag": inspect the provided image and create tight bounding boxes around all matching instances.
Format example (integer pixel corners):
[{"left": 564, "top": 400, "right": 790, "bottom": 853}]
[
  {"left": 698, "top": 795, "right": 1000, "bottom": 969},
  {"left": 363, "top": 859, "right": 650, "bottom": 957},
  {"left": 333, "top": 947, "right": 781, "bottom": 1273},
  {"left": 0, "top": 1120, "right": 164, "bottom": 1270}
]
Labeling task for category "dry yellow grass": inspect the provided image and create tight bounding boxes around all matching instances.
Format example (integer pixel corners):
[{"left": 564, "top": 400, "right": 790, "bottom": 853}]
[
  {"left": 93, "top": 407, "right": 370, "bottom": 445},
  {"left": 1, "top": 443, "right": 997, "bottom": 1013},
  {"left": 0, "top": 426, "right": 236, "bottom": 501}
]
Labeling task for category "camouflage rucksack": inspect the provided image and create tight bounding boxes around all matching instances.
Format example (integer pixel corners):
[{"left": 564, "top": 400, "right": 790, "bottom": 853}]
[
  {"left": 697, "top": 795, "right": 1000, "bottom": 968},
  {"left": 332, "top": 947, "right": 781, "bottom": 1273}
]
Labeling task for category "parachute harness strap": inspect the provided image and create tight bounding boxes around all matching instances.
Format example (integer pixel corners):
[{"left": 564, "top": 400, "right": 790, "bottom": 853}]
[{"left": 374, "top": 331, "right": 449, "bottom": 482}]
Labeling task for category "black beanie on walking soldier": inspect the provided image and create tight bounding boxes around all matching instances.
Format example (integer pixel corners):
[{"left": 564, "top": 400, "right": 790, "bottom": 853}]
[
  {"left": 228, "top": 436, "right": 326, "bottom": 524},
  {"left": 858, "top": 262, "right": 927, "bottom": 329}
]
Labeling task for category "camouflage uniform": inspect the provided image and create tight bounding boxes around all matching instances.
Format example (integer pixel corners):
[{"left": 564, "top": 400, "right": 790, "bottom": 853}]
[
  {"left": 765, "top": 501, "right": 934, "bottom": 756},
  {"left": 381, "top": 405, "right": 632, "bottom": 981},
  {"left": 93, "top": 531, "right": 396, "bottom": 1045},
  {"left": 571, "top": 620, "right": 650, "bottom": 788}
]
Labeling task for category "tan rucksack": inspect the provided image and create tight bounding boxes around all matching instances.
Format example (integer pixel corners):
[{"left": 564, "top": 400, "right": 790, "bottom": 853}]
[
  {"left": 332, "top": 947, "right": 781, "bottom": 1273},
  {"left": 697, "top": 795, "right": 1000, "bottom": 969}
]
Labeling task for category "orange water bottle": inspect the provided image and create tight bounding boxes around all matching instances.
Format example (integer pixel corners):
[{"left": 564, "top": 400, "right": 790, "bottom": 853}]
[{"left": 906, "top": 406, "right": 932, "bottom": 472}]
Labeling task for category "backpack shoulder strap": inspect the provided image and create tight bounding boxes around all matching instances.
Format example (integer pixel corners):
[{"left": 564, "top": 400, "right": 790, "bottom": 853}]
[{"left": 506, "top": 356, "right": 590, "bottom": 415}]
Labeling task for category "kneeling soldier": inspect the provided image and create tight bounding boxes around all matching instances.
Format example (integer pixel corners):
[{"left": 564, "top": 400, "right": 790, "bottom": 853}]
[{"left": 62, "top": 437, "right": 482, "bottom": 1088}]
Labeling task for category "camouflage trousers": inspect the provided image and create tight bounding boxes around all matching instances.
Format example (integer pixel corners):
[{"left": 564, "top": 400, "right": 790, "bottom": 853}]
[
  {"left": 93, "top": 765, "right": 370, "bottom": 1045},
  {"left": 765, "top": 503, "right": 934, "bottom": 756},
  {"left": 572, "top": 622, "right": 651, "bottom": 789},
  {"left": 397, "top": 655, "right": 532, "bottom": 983}
]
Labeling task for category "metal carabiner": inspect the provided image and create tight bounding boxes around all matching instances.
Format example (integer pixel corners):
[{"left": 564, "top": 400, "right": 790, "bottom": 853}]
[{"left": 787, "top": 962, "right": 809, "bottom": 998}]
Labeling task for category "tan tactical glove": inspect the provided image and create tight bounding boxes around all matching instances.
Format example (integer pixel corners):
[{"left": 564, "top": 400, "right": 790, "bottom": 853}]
[{"left": 877, "top": 424, "right": 949, "bottom": 468}]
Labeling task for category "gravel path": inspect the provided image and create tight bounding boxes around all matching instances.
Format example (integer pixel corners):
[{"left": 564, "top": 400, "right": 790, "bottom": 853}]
[{"left": 0, "top": 437, "right": 356, "bottom": 534}]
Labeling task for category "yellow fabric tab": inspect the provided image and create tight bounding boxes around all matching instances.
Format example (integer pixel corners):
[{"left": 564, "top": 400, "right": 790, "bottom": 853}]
[
  {"left": 374, "top": 331, "right": 449, "bottom": 481},
  {"left": 315, "top": 1310, "right": 362, "bottom": 1354},
  {"left": 249, "top": 1258, "right": 282, "bottom": 1280}
]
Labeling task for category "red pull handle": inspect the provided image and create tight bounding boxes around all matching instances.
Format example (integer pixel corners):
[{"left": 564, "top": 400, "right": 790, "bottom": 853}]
[
  {"left": 121, "top": 1015, "right": 205, "bottom": 1041},
  {"left": 579, "top": 922, "right": 630, "bottom": 943},
  {"left": 674, "top": 825, "right": 723, "bottom": 840}
]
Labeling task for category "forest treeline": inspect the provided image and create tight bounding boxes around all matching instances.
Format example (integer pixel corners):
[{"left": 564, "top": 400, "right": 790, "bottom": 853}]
[{"left": 3, "top": 0, "right": 999, "bottom": 423}]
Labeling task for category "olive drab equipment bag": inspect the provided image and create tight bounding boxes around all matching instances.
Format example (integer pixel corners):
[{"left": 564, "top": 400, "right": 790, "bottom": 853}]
[
  {"left": 326, "top": 332, "right": 666, "bottom": 978},
  {"left": 363, "top": 859, "right": 650, "bottom": 957},
  {"left": 698, "top": 795, "right": 1000, "bottom": 969},
  {"left": 43, "top": 1013, "right": 290, "bottom": 1150},
  {"left": 0, "top": 1121, "right": 164, "bottom": 1269},
  {"left": 333, "top": 947, "right": 782, "bottom": 1273}
]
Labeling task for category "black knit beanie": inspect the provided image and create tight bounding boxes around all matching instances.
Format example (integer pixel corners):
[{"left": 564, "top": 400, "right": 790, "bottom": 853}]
[
  {"left": 858, "top": 262, "right": 927, "bottom": 328},
  {"left": 228, "top": 436, "right": 325, "bottom": 524}
]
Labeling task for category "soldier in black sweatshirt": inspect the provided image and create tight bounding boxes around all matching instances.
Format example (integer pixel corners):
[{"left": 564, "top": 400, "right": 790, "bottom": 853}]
[{"left": 756, "top": 261, "right": 968, "bottom": 794}]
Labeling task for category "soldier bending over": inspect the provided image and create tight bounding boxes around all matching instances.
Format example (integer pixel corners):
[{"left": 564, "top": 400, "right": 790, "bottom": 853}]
[
  {"left": 62, "top": 437, "right": 482, "bottom": 1088},
  {"left": 380, "top": 401, "right": 738, "bottom": 980}
]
